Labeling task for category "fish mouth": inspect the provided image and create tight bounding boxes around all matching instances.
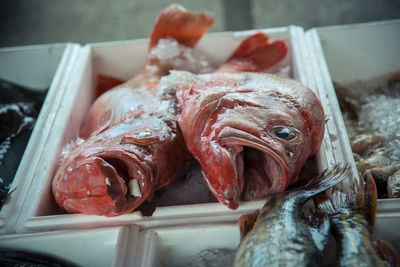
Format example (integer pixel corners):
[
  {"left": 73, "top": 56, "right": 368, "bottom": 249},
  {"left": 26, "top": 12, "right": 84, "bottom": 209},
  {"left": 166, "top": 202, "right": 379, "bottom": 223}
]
[
  {"left": 219, "top": 127, "right": 290, "bottom": 202},
  {"left": 54, "top": 149, "right": 152, "bottom": 216}
]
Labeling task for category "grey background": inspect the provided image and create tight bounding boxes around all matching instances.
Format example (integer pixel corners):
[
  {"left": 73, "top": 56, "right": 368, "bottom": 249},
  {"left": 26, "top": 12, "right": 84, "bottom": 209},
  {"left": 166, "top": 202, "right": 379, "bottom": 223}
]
[{"left": 1, "top": 0, "right": 400, "bottom": 47}]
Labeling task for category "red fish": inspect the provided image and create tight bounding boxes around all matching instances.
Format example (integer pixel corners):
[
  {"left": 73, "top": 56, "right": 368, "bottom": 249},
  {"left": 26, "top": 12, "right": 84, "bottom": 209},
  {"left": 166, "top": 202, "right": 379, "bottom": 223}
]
[
  {"left": 52, "top": 5, "right": 214, "bottom": 216},
  {"left": 176, "top": 33, "right": 325, "bottom": 209}
]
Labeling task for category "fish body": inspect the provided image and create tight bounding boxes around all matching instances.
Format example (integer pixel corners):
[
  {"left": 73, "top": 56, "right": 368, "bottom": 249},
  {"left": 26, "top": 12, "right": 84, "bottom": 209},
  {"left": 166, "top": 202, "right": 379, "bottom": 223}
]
[
  {"left": 234, "top": 165, "right": 349, "bottom": 267},
  {"left": 0, "top": 247, "right": 78, "bottom": 266},
  {"left": 52, "top": 5, "right": 214, "bottom": 216},
  {"left": 317, "top": 172, "right": 387, "bottom": 266},
  {"left": 176, "top": 66, "right": 325, "bottom": 208},
  {"left": 0, "top": 79, "right": 47, "bottom": 209}
]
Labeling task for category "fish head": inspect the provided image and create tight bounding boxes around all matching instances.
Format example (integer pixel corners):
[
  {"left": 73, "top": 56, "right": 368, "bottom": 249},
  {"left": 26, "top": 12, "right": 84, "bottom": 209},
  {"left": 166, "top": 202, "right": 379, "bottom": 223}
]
[
  {"left": 52, "top": 114, "right": 178, "bottom": 216},
  {"left": 178, "top": 72, "right": 325, "bottom": 208},
  {"left": 215, "top": 98, "right": 313, "bottom": 202}
]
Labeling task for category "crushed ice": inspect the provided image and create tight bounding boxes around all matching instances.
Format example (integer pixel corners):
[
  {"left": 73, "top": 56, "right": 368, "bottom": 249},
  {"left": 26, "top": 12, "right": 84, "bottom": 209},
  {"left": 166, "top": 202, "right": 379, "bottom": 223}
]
[
  {"left": 341, "top": 74, "right": 400, "bottom": 163},
  {"left": 60, "top": 137, "right": 84, "bottom": 159},
  {"left": 150, "top": 38, "right": 215, "bottom": 74}
]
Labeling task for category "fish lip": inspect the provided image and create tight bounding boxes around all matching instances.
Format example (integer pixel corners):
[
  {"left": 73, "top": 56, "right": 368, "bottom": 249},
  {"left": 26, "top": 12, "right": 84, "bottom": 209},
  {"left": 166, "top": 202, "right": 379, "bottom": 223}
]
[
  {"left": 61, "top": 148, "right": 153, "bottom": 215},
  {"left": 93, "top": 149, "right": 152, "bottom": 201},
  {"left": 219, "top": 128, "right": 290, "bottom": 199}
]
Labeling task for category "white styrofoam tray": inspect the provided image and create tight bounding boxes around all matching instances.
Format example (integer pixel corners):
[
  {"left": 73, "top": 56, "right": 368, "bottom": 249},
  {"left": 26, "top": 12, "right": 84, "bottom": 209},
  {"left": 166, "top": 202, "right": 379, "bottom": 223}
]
[
  {"left": 136, "top": 212, "right": 400, "bottom": 267},
  {"left": 0, "top": 225, "right": 138, "bottom": 267},
  {"left": 0, "top": 43, "right": 81, "bottom": 234},
  {"left": 16, "top": 26, "right": 354, "bottom": 233},
  {"left": 305, "top": 19, "right": 400, "bottom": 213}
]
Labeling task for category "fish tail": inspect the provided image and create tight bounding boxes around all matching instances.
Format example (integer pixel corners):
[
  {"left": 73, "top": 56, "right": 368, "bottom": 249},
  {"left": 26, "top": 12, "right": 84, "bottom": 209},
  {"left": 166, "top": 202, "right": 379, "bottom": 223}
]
[
  {"left": 217, "top": 32, "right": 287, "bottom": 72},
  {"left": 316, "top": 171, "right": 378, "bottom": 230},
  {"left": 372, "top": 240, "right": 400, "bottom": 267},
  {"left": 148, "top": 4, "right": 214, "bottom": 50},
  {"left": 291, "top": 165, "right": 350, "bottom": 200}
]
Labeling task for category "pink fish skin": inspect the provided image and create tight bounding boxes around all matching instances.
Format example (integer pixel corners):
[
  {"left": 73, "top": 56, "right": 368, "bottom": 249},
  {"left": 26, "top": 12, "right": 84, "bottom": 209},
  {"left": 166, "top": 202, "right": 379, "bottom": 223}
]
[
  {"left": 52, "top": 5, "right": 214, "bottom": 216},
  {"left": 176, "top": 33, "right": 325, "bottom": 209}
]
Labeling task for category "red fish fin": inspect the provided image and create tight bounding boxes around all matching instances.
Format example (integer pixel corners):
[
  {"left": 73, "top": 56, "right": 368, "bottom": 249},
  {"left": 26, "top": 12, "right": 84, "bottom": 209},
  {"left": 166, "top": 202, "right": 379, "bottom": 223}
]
[
  {"left": 95, "top": 74, "right": 124, "bottom": 99},
  {"left": 315, "top": 171, "right": 377, "bottom": 232},
  {"left": 372, "top": 240, "right": 400, "bottom": 267},
  {"left": 228, "top": 32, "right": 270, "bottom": 59},
  {"left": 149, "top": 4, "right": 214, "bottom": 50},
  {"left": 238, "top": 210, "right": 260, "bottom": 243},
  {"left": 218, "top": 33, "right": 287, "bottom": 72}
]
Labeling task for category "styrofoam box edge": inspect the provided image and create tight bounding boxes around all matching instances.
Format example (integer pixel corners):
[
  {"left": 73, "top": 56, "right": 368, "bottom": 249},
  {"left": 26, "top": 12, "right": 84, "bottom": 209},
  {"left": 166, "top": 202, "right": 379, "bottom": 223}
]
[
  {"left": 135, "top": 212, "right": 400, "bottom": 267},
  {"left": 305, "top": 24, "right": 400, "bottom": 213},
  {"left": 16, "top": 26, "right": 346, "bottom": 233},
  {"left": 0, "top": 225, "right": 138, "bottom": 267},
  {"left": 0, "top": 43, "right": 82, "bottom": 234}
]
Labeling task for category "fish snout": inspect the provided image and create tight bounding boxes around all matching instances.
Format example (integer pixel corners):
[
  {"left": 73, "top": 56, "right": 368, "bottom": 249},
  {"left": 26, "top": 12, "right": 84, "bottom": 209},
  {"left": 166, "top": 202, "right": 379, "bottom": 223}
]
[{"left": 52, "top": 152, "right": 152, "bottom": 216}]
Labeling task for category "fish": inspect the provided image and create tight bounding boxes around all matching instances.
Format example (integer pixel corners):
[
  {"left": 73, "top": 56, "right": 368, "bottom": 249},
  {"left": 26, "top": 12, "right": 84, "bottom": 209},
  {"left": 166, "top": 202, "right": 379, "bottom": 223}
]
[
  {"left": 0, "top": 78, "right": 47, "bottom": 210},
  {"left": 0, "top": 247, "right": 78, "bottom": 266},
  {"left": 52, "top": 5, "right": 214, "bottom": 216},
  {"left": 316, "top": 172, "right": 389, "bottom": 266},
  {"left": 372, "top": 240, "right": 400, "bottom": 267},
  {"left": 233, "top": 165, "right": 350, "bottom": 267},
  {"left": 387, "top": 169, "right": 400, "bottom": 198},
  {"left": 350, "top": 133, "right": 385, "bottom": 157},
  {"left": 175, "top": 33, "right": 325, "bottom": 209},
  {"left": 187, "top": 248, "right": 237, "bottom": 267}
]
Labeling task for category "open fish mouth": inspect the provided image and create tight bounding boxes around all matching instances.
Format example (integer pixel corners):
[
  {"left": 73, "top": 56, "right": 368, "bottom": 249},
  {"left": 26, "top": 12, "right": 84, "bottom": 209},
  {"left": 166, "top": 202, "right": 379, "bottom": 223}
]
[
  {"left": 54, "top": 149, "right": 152, "bottom": 216},
  {"left": 218, "top": 127, "right": 290, "bottom": 202}
]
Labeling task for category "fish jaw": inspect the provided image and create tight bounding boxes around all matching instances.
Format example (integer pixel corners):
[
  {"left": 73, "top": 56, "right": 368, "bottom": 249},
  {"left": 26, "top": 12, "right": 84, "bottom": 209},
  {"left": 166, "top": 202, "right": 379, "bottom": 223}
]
[
  {"left": 200, "top": 128, "right": 291, "bottom": 208},
  {"left": 52, "top": 149, "right": 152, "bottom": 216},
  {"left": 219, "top": 127, "right": 291, "bottom": 198}
]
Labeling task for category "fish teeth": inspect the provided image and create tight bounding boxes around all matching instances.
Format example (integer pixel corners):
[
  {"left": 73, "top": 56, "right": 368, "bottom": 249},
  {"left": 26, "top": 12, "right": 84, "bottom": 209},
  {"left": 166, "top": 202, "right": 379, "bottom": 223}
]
[{"left": 129, "top": 179, "right": 142, "bottom": 197}]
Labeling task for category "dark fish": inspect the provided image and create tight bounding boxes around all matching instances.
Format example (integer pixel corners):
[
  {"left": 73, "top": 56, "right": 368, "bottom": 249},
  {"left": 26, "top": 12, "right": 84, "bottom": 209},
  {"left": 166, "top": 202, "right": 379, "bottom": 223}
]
[
  {"left": 317, "top": 172, "right": 387, "bottom": 266},
  {"left": 0, "top": 247, "right": 78, "bottom": 266},
  {"left": 372, "top": 240, "right": 400, "bottom": 267},
  {"left": 351, "top": 133, "right": 385, "bottom": 157},
  {"left": 233, "top": 165, "right": 349, "bottom": 267},
  {"left": 187, "top": 248, "right": 237, "bottom": 267},
  {"left": 0, "top": 78, "right": 47, "bottom": 209}
]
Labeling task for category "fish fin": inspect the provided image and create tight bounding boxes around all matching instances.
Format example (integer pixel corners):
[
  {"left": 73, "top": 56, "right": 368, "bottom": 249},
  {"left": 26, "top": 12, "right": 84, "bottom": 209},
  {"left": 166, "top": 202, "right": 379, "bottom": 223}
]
[
  {"left": 372, "top": 240, "right": 400, "bottom": 267},
  {"left": 217, "top": 32, "right": 287, "bottom": 72},
  {"left": 290, "top": 164, "right": 350, "bottom": 200},
  {"left": 95, "top": 74, "right": 124, "bottom": 99},
  {"left": 315, "top": 172, "right": 377, "bottom": 231},
  {"left": 149, "top": 4, "right": 214, "bottom": 50},
  {"left": 228, "top": 32, "right": 270, "bottom": 59},
  {"left": 238, "top": 209, "right": 260, "bottom": 243}
]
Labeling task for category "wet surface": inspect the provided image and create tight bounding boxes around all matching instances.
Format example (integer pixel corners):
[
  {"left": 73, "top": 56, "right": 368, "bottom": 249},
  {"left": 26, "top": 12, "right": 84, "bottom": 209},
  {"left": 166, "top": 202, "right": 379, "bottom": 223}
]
[{"left": 0, "top": 78, "right": 47, "bottom": 209}]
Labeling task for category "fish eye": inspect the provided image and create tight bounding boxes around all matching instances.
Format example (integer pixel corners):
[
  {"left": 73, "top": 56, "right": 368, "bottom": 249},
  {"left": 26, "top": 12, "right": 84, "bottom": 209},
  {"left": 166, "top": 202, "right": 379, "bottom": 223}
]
[{"left": 271, "top": 126, "right": 296, "bottom": 140}]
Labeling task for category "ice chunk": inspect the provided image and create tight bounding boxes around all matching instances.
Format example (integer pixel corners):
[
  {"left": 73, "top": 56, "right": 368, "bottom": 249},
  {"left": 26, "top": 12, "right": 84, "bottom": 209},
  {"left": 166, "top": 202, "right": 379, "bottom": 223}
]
[
  {"left": 359, "top": 94, "right": 400, "bottom": 162},
  {"left": 150, "top": 38, "right": 215, "bottom": 74},
  {"left": 341, "top": 74, "right": 400, "bottom": 163}
]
